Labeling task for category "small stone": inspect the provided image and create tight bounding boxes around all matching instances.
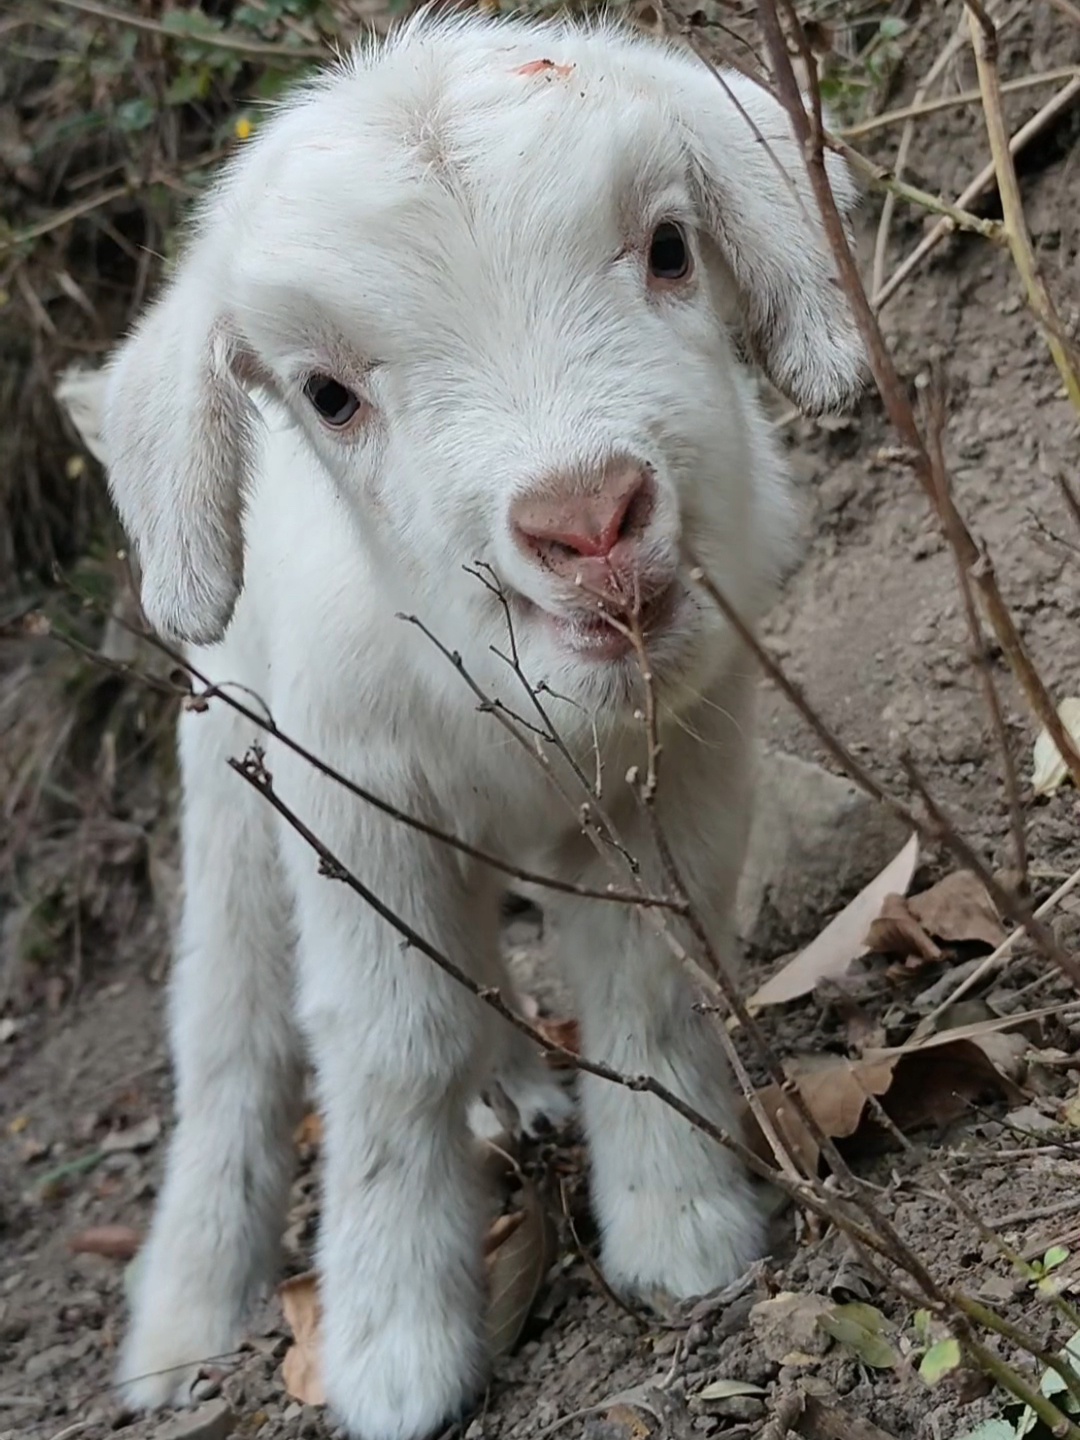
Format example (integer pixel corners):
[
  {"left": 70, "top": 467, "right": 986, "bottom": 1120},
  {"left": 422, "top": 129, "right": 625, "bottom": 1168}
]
[
  {"left": 159, "top": 1399, "right": 236, "bottom": 1440},
  {"left": 25, "top": 1343, "right": 74, "bottom": 1380},
  {"left": 719, "top": 1398, "right": 765, "bottom": 1423},
  {"left": 736, "top": 748, "right": 909, "bottom": 953},
  {"left": 684, "top": 1322, "right": 708, "bottom": 1352}
]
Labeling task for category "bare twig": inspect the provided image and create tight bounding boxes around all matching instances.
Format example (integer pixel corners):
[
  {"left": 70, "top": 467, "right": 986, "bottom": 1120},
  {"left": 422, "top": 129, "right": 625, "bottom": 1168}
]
[
  {"left": 876, "top": 79, "right": 1080, "bottom": 307},
  {"left": 43, "top": 615, "right": 681, "bottom": 914},
  {"left": 901, "top": 756, "right": 1080, "bottom": 989},
  {"left": 868, "top": 8, "right": 978, "bottom": 297},
  {"left": 923, "top": 374, "right": 1026, "bottom": 886},
  {"left": 750, "top": 2, "right": 1080, "bottom": 795},
  {"left": 46, "top": 0, "right": 327, "bottom": 59},
  {"left": 964, "top": 3, "right": 1080, "bottom": 415},
  {"left": 840, "top": 66, "right": 1080, "bottom": 139},
  {"left": 1055, "top": 474, "right": 1080, "bottom": 540}
]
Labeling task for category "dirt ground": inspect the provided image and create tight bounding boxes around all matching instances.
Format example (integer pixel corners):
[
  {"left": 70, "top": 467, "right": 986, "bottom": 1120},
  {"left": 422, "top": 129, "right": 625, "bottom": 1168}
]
[{"left": 5, "top": 7, "right": 1080, "bottom": 1440}]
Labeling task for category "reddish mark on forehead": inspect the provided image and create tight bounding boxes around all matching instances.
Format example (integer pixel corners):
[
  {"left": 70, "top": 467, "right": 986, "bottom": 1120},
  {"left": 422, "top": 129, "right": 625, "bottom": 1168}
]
[{"left": 513, "top": 57, "right": 575, "bottom": 78}]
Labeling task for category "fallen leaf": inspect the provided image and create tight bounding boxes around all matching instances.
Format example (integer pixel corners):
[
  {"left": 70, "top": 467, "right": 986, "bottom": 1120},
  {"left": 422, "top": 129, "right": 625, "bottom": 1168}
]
[
  {"left": 748, "top": 835, "right": 919, "bottom": 1009},
  {"left": 908, "top": 871, "right": 1006, "bottom": 950},
  {"left": 865, "top": 892, "right": 943, "bottom": 962},
  {"left": 484, "top": 1208, "right": 526, "bottom": 1255},
  {"left": 1033, "top": 698, "right": 1080, "bottom": 796},
  {"left": 783, "top": 1053, "right": 897, "bottom": 1139},
  {"left": 696, "top": 1378, "right": 767, "bottom": 1401},
  {"left": 486, "top": 1184, "right": 554, "bottom": 1356},
  {"left": 67, "top": 1224, "right": 141, "bottom": 1260},
  {"left": 819, "top": 1302, "right": 898, "bottom": 1369},
  {"left": 919, "top": 1335, "right": 962, "bottom": 1385},
  {"left": 100, "top": 1114, "right": 161, "bottom": 1154},
  {"left": 600, "top": 1403, "right": 652, "bottom": 1440},
  {"left": 742, "top": 1011, "right": 1037, "bottom": 1165},
  {"left": 279, "top": 1272, "right": 325, "bottom": 1406}
]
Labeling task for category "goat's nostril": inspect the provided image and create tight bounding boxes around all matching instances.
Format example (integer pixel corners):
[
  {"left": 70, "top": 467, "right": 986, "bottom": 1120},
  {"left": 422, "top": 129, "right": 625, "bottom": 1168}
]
[{"left": 512, "top": 461, "right": 654, "bottom": 567}]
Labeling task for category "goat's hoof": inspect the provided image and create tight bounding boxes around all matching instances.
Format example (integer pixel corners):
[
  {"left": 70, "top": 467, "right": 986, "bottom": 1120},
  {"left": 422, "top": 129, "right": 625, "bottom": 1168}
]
[
  {"left": 323, "top": 1313, "right": 485, "bottom": 1440},
  {"left": 600, "top": 1189, "right": 766, "bottom": 1305}
]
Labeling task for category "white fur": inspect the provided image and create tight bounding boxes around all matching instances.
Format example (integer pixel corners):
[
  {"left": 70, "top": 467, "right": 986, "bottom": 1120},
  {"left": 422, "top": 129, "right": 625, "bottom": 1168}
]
[{"left": 95, "top": 13, "right": 862, "bottom": 1440}]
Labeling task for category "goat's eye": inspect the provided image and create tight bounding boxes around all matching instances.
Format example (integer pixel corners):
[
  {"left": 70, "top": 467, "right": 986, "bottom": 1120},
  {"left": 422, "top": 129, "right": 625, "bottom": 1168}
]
[
  {"left": 648, "top": 221, "right": 691, "bottom": 282},
  {"left": 304, "top": 374, "right": 361, "bottom": 427}
]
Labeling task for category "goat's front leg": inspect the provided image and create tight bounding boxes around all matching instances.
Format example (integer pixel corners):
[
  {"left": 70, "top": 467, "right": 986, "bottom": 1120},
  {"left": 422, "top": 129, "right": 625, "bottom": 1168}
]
[
  {"left": 553, "top": 692, "right": 765, "bottom": 1307},
  {"left": 277, "top": 756, "right": 493, "bottom": 1440}
]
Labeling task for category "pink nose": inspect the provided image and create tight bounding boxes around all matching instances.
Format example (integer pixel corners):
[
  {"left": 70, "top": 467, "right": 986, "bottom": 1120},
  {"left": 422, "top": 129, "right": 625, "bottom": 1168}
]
[{"left": 511, "top": 459, "right": 654, "bottom": 579}]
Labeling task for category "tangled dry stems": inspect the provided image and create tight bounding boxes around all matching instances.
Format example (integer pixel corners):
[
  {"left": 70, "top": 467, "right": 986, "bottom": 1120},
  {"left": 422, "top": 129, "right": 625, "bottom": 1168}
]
[{"left": 7, "top": 0, "right": 1080, "bottom": 1427}]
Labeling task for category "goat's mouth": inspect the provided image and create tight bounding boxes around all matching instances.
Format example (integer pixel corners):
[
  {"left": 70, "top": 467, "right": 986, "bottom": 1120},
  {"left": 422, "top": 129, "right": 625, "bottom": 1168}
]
[{"left": 543, "top": 581, "right": 681, "bottom": 662}]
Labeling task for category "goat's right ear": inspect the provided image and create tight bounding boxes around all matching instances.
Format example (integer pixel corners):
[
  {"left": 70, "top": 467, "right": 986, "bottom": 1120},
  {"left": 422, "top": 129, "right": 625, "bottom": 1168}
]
[{"left": 102, "top": 255, "right": 261, "bottom": 646}]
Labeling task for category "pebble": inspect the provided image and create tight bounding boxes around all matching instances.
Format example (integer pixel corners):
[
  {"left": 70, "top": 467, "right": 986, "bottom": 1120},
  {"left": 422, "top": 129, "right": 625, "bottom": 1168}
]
[
  {"left": 25, "top": 1343, "right": 75, "bottom": 1380},
  {"left": 158, "top": 1400, "right": 236, "bottom": 1440}
]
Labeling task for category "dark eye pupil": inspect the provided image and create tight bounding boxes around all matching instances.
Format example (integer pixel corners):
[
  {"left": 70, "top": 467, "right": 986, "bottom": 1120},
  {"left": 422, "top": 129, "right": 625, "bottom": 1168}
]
[
  {"left": 649, "top": 222, "right": 689, "bottom": 280},
  {"left": 304, "top": 374, "right": 360, "bottom": 425}
]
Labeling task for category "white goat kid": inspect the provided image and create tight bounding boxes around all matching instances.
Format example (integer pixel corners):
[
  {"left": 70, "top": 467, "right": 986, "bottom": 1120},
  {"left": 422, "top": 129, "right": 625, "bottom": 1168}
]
[{"left": 102, "top": 12, "right": 862, "bottom": 1440}]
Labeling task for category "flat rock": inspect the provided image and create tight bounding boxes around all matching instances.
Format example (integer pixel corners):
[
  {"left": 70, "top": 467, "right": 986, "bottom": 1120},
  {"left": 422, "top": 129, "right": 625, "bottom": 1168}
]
[
  {"left": 159, "top": 1400, "right": 236, "bottom": 1440},
  {"left": 736, "top": 746, "right": 909, "bottom": 955}
]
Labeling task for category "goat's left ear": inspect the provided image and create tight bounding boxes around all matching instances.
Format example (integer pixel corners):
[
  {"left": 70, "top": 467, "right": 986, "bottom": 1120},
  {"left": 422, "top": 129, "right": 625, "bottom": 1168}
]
[{"left": 679, "top": 69, "right": 866, "bottom": 415}]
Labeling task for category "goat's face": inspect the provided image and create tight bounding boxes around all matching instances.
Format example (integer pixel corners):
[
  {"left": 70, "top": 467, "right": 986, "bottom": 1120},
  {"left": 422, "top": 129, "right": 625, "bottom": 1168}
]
[{"left": 102, "top": 14, "right": 864, "bottom": 716}]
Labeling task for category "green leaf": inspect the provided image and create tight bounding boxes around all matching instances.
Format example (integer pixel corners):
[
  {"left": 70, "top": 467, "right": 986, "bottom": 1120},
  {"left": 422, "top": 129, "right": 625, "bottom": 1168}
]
[
  {"left": 160, "top": 10, "right": 225, "bottom": 36},
  {"left": 912, "top": 1309, "right": 934, "bottom": 1346},
  {"left": 114, "top": 97, "right": 157, "bottom": 132},
  {"left": 697, "top": 1379, "right": 767, "bottom": 1401},
  {"left": 164, "top": 66, "right": 211, "bottom": 104},
  {"left": 919, "top": 1337, "right": 961, "bottom": 1386},
  {"left": 819, "top": 1305, "right": 898, "bottom": 1369},
  {"left": 1044, "top": 1246, "right": 1070, "bottom": 1271},
  {"left": 878, "top": 16, "right": 909, "bottom": 39}
]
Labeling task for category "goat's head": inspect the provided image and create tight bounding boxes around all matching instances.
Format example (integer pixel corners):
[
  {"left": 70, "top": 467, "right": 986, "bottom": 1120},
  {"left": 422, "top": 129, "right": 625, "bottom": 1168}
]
[{"left": 103, "top": 11, "right": 864, "bottom": 712}]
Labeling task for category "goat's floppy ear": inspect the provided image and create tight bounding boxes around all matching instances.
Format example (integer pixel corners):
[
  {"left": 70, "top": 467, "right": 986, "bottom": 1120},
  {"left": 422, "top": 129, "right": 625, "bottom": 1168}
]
[
  {"left": 682, "top": 72, "right": 866, "bottom": 415},
  {"left": 102, "top": 247, "right": 261, "bottom": 645}
]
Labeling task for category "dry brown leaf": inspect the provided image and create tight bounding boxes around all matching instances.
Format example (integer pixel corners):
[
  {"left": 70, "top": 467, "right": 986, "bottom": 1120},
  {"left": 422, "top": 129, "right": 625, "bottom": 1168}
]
[
  {"left": 907, "top": 871, "right": 1006, "bottom": 950},
  {"left": 100, "top": 1114, "right": 161, "bottom": 1154},
  {"left": 865, "top": 893, "right": 943, "bottom": 962},
  {"left": 67, "top": 1224, "right": 141, "bottom": 1260},
  {"left": 748, "top": 834, "right": 919, "bottom": 1010},
  {"left": 484, "top": 1208, "right": 526, "bottom": 1256},
  {"left": 1032, "top": 697, "right": 1080, "bottom": 796},
  {"left": 743, "top": 1011, "right": 1037, "bottom": 1164},
  {"left": 486, "top": 1184, "right": 554, "bottom": 1357},
  {"left": 784, "top": 1053, "right": 898, "bottom": 1139},
  {"left": 279, "top": 1271, "right": 325, "bottom": 1406}
]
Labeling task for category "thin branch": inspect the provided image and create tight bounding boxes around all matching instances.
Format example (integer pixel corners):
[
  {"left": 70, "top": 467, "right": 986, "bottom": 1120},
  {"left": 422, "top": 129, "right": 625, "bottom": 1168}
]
[
  {"left": 686, "top": 553, "right": 1080, "bottom": 992},
  {"left": 964, "top": 3, "right": 1080, "bottom": 415},
  {"left": 839, "top": 140, "right": 1004, "bottom": 241},
  {"left": 0, "top": 147, "right": 234, "bottom": 257},
  {"left": 901, "top": 755, "right": 1080, "bottom": 990},
  {"left": 749, "top": 3, "right": 1080, "bottom": 794},
  {"left": 923, "top": 374, "right": 1027, "bottom": 887},
  {"left": 875, "top": 78, "right": 1080, "bottom": 307},
  {"left": 45, "top": 0, "right": 327, "bottom": 58},
  {"left": 839, "top": 66, "right": 1080, "bottom": 140},
  {"left": 42, "top": 614, "right": 681, "bottom": 913}
]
